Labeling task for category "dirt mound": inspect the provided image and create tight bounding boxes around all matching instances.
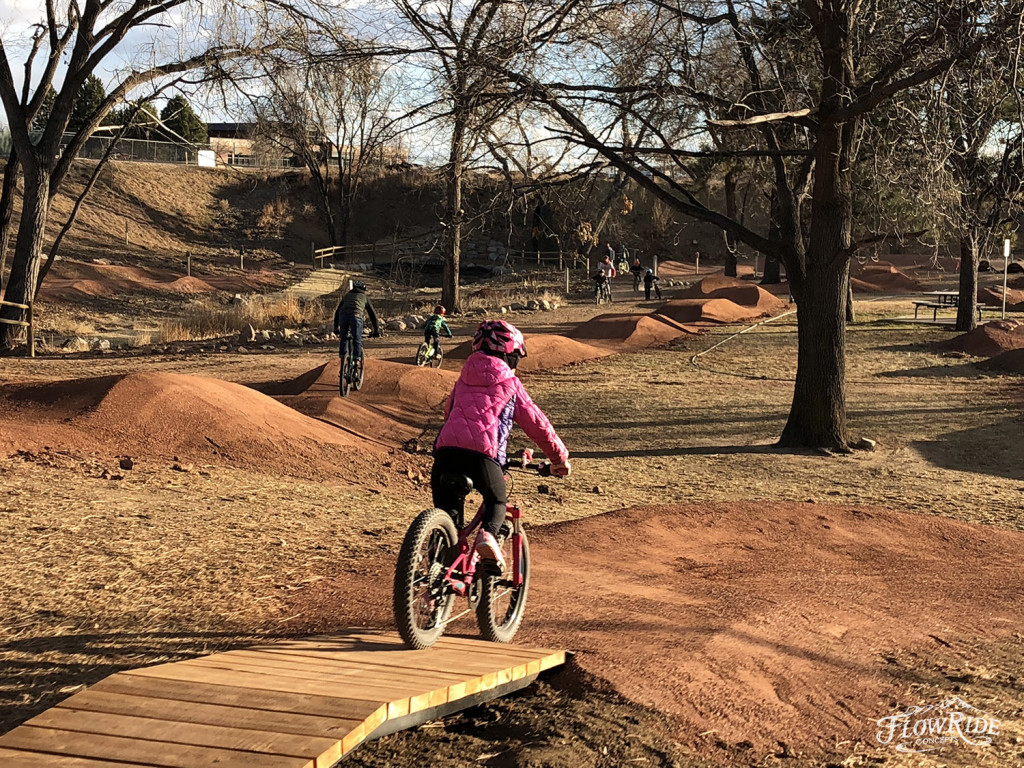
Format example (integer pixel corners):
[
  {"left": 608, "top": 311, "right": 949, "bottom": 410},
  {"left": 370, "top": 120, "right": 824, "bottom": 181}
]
[
  {"left": 680, "top": 275, "right": 787, "bottom": 312},
  {"left": 568, "top": 313, "right": 696, "bottom": 350},
  {"left": 979, "top": 285, "right": 1024, "bottom": 310},
  {"left": 944, "top": 319, "right": 1024, "bottom": 357},
  {"left": 448, "top": 335, "right": 611, "bottom": 372},
  {"left": 656, "top": 297, "right": 772, "bottom": 324},
  {"left": 979, "top": 348, "right": 1024, "bottom": 374},
  {"left": 850, "top": 262, "right": 921, "bottom": 293},
  {"left": 40, "top": 260, "right": 220, "bottom": 300},
  {"left": 268, "top": 358, "right": 457, "bottom": 446},
  {"left": 0, "top": 372, "right": 379, "bottom": 479}
]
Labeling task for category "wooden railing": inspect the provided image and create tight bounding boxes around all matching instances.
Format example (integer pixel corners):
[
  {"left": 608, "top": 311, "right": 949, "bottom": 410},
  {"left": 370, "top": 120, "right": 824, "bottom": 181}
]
[{"left": 0, "top": 299, "right": 34, "bottom": 357}]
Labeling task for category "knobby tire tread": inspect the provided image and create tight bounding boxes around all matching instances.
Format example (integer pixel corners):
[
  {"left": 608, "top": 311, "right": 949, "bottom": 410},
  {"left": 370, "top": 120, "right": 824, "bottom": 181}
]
[{"left": 394, "top": 508, "right": 458, "bottom": 650}]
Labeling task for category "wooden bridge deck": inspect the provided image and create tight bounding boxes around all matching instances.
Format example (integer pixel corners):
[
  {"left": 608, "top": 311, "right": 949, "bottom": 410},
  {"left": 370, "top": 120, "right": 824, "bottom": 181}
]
[{"left": 0, "top": 630, "right": 565, "bottom": 767}]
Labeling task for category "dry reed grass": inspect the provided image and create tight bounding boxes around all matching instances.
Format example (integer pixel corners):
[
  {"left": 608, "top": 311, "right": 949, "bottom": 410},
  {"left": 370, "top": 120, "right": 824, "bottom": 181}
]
[{"left": 158, "top": 294, "right": 329, "bottom": 341}]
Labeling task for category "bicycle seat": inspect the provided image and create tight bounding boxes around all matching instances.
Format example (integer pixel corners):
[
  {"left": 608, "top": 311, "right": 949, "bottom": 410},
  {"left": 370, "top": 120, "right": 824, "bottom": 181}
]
[{"left": 439, "top": 473, "right": 473, "bottom": 498}]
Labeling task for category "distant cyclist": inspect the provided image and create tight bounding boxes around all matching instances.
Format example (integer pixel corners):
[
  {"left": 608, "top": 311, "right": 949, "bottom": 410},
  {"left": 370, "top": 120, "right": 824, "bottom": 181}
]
[
  {"left": 594, "top": 255, "right": 616, "bottom": 302},
  {"left": 630, "top": 257, "right": 644, "bottom": 292},
  {"left": 333, "top": 281, "right": 381, "bottom": 364},
  {"left": 422, "top": 304, "right": 453, "bottom": 360},
  {"left": 643, "top": 268, "right": 662, "bottom": 300}
]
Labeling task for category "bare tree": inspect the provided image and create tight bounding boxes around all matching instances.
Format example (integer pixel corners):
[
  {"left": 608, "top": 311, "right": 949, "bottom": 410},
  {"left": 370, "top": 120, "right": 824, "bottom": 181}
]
[
  {"left": 502, "top": 0, "right": 1024, "bottom": 450},
  {"left": 247, "top": 54, "right": 404, "bottom": 249},
  {"left": 0, "top": 0, "right": 295, "bottom": 351}
]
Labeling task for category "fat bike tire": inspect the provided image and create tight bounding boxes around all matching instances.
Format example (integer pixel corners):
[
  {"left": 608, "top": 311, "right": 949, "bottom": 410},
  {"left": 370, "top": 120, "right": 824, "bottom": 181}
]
[
  {"left": 476, "top": 529, "right": 530, "bottom": 643},
  {"left": 394, "top": 508, "right": 458, "bottom": 650}
]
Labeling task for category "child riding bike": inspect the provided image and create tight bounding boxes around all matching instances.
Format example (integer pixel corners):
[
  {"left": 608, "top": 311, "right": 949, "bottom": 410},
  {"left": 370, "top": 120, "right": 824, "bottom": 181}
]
[
  {"left": 432, "top": 320, "right": 571, "bottom": 572},
  {"left": 593, "top": 256, "right": 616, "bottom": 303},
  {"left": 421, "top": 305, "right": 453, "bottom": 360}
]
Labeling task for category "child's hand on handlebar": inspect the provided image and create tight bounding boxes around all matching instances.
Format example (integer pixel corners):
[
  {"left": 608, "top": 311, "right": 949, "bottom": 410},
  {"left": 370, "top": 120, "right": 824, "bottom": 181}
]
[{"left": 550, "top": 462, "right": 571, "bottom": 478}]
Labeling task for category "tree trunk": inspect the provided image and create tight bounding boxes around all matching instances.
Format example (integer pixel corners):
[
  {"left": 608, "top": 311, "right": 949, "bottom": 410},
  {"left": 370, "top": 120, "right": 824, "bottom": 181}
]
[
  {"left": 0, "top": 149, "right": 20, "bottom": 293},
  {"left": 0, "top": 166, "right": 49, "bottom": 351},
  {"left": 955, "top": 234, "right": 979, "bottom": 331},
  {"left": 760, "top": 256, "right": 782, "bottom": 284},
  {"left": 779, "top": 257, "right": 848, "bottom": 449},
  {"left": 723, "top": 169, "right": 738, "bottom": 277},
  {"left": 442, "top": 119, "right": 464, "bottom": 313}
]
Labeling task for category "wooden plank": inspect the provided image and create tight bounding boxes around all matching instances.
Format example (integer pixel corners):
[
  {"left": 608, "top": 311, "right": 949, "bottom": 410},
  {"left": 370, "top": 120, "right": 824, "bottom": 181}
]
[
  {"left": 0, "top": 747, "right": 154, "bottom": 768},
  {"left": 223, "top": 649, "right": 469, "bottom": 686},
  {"left": 58, "top": 689, "right": 363, "bottom": 741},
  {"left": 92, "top": 674, "right": 385, "bottom": 726},
  {"left": 122, "top": 666, "right": 416, "bottom": 718},
  {"left": 176, "top": 656, "right": 454, "bottom": 714},
  {"left": 0, "top": 727, "right": 314, "bottom": 768},
  {"left": 25, "top": 709, "right": 342, "bottom": 766},
  {"left": 256, "top": 645, "right": 532, "bottom": 677}
]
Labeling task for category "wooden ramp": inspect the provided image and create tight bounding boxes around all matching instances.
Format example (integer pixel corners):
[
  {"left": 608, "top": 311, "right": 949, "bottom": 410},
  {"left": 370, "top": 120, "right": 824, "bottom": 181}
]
[{"left": 0, "top": 630, "right": 565, "bottom": 767}]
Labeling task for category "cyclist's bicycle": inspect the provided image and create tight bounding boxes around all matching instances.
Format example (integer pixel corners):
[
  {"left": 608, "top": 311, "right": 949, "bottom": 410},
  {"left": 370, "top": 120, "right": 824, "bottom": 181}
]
[
  {"left": 415, "top": 337, "right": 444, "bottom": 368},
  {"left": 594, "top": 276, "right": 612, "bottom": 305},
  {"left": 632, "top": 270, "right": 643, "bottom": 293},
  {"left": 339, "top": 328, "right": 365, "bottom": 397},
  {"left": 393, "top": 451, "right": 552, "bottom": 649}
]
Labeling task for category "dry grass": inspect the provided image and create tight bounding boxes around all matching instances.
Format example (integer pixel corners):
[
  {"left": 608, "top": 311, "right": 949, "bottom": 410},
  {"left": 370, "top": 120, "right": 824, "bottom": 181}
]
[
  {"left": 157, "top": 294, "right": 330, "bottom": 341},
  {"left": 257, "top": 198, "right": 293, "bottom": 235}
]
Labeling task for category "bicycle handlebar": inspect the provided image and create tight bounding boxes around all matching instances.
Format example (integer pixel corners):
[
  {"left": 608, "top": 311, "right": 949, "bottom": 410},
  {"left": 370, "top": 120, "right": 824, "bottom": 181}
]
[{"left": 505, "top": 449, "right": 553, "bottom": 476}]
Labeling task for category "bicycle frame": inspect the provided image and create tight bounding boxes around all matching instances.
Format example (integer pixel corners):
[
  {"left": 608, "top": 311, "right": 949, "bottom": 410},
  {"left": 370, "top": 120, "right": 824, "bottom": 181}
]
[{"left": 441, "top": 500, "right": 525, "bottom": 596}]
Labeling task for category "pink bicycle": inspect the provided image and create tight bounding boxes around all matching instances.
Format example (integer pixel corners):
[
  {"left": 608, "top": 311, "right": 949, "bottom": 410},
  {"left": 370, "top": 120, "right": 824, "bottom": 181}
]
[{"left": 393, "top": 451, "right": 551, "bottom": 649}]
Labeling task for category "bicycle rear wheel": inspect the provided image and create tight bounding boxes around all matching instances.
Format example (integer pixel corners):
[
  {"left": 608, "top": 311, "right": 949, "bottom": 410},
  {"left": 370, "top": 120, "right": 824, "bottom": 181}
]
[
  {"left": 394, "top": 508, "right": 459, "bottom": 649},
  {"left": 476, "top": 528, "right": 530, "bottom": 643},
  {"left": 353, "top": 352, "right": 365, "bottom": 391},
  {"left": 415, "top": 342, "right": 431, "bottom": 367},
  {"left": 340, "top": 350, "right": 352, "bottom": 397},
  {"left": 430, "top": 345, "right": 443, "bottom": 368}
]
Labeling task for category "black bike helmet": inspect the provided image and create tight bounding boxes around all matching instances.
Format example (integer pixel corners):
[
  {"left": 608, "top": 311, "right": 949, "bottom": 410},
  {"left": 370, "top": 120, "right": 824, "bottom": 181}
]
[{"left": 352, "top": 281, "right": 366, "bottom": 291}]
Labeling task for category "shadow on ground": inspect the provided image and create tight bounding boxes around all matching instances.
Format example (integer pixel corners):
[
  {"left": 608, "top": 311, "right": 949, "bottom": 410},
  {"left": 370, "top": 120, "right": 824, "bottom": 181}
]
[{"left": 914, "top": 415, "right": 1024, "bottom": 481}]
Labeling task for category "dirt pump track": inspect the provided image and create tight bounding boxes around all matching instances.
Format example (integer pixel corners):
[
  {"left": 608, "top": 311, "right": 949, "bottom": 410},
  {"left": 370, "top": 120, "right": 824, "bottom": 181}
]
[{"left": 2, "top": 271, "right": 1024, "bottom": 764}]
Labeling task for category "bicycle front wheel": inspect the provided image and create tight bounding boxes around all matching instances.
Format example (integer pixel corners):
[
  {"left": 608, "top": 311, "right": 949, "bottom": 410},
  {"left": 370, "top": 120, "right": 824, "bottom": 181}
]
[
  {"left": 394, "top": 508, "right": 459, "bottom": 649},
  {"left": 476, "top": 529, "right": 530, "bottom": 643}
]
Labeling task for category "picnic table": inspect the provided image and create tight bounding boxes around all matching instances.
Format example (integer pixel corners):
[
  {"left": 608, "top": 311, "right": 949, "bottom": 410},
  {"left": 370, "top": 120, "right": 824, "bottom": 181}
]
[{"left": 913, "top": 290, "right": 982, "bottom": 321}]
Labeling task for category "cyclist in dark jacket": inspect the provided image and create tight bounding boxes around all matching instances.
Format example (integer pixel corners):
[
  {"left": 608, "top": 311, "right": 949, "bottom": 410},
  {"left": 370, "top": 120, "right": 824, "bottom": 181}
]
[{"left": 333, "top": 281, "right": 380, "bottom": 361}]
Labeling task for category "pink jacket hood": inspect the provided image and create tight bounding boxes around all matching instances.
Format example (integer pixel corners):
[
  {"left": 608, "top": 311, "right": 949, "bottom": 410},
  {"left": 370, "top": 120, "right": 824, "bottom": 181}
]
[{"left": 434, "top": 352, "right": 568, "bottom": 467}]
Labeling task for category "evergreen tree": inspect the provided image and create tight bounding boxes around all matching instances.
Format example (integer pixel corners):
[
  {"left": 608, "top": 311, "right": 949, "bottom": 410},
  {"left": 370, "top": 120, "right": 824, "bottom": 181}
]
[
  {"left": 67, "top": 75, "right": 106, "bottom": 133},
  {"left": 160, "top": 95, "right": 208, "bottom": 144}
]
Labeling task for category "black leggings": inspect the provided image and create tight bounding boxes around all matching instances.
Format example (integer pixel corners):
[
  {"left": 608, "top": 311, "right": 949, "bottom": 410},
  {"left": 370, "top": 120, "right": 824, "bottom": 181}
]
[{"left": 432, "top": 448, "right": 507, "bottom": 537}]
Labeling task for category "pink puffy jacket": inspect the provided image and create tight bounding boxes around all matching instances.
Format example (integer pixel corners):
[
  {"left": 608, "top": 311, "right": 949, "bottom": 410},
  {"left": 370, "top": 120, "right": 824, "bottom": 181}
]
[{"left": 435, "top": 351, "right": 569, "bottom": 467}]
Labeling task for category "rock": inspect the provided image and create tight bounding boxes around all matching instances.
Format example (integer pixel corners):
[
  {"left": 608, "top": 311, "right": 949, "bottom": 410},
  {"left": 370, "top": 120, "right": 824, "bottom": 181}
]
[
  {"left": 1009, "top": 261, "right": 1024, "bottom": 274},
  {"left": 230, "top": 293, "right": 244, "bottom": 304},
  {"left": 240, "top": 324, "right": 256, "bottom": 343},
  {"left": 261, "top": 344, "right": 276, "bottom": 350},
  {"left": 91, "top": 257, "right": 111, "bottom": 265},
  {"left": 385, "top": 320, "right": 407, "bottom": 332},
  {"left": 403, "top": 315, "right": 420, "bottom": 328},
  {"left": 525, "top": 300, "right": 540, "bottom": 310},
  {"left": 539, "top": 299, "right": 552, "bottom": 311},
  {"left": 281, "top": 328, "right": 294, "bottom": 341},
  {"left": 118, "top": 457, "right": 135, "bottom": 471},
  {"left": 979, "top": 260, "right": 991, "bottom": 272},
  {"left": 61, "top": 337, "right": 89, "bottom": 353},
  {"left": 592, "top": 485, "right": 604, "bottom": 495},
  {"left": 218, "top": 345, "right": 229, "bottom": 352},
  {"left": 90, "top": 338, "right": 111, "bottom": 351},
  {"left": 510, "top": 302, "right": 527, "bottom": 311},
  {"left": 537, "top": 484, "right": 551, "bottom": 495},
  {"left": 172, "top": 461, "right": 194, "bottom": 473},
  {"left": 853, "top": 437, "right": 877, "bottom": 451},
  {"left": 287, "top": 335, "right": 304, "bottom": 346},
  {"left": 259, "top": 330, "right": 272, "bottom": 341},
  {"left": 498, "top": 306, "right": 509, "bottom": 314},
  {"left": 237, "top": 346, "right": 249, "bottom": 353}
]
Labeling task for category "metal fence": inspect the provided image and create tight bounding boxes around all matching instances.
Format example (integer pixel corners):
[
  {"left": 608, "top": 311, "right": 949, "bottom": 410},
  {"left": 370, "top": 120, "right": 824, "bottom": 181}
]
[{"left": 70, "top": 135, "right": 208, "bottom": 165}]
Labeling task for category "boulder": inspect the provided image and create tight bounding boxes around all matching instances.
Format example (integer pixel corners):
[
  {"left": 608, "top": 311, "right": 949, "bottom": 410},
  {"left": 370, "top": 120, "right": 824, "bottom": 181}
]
[
  {"left": 403, "top": 315, "right": 421, "bottom": 328},
  {"left": 525, "top": 300, "right": 540, "bottom": 310},
  {"left": 62, "top": 337, "right": 89, "bottom": 353},
  {"left": 239, "top": 324, "right": 256, "bottom": 343},
  {"left": 385, "top": 319, "right": 407, "bottom": 332},
  {"left": 91, "top": 338, "right": 111, "bottom": 351}
]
